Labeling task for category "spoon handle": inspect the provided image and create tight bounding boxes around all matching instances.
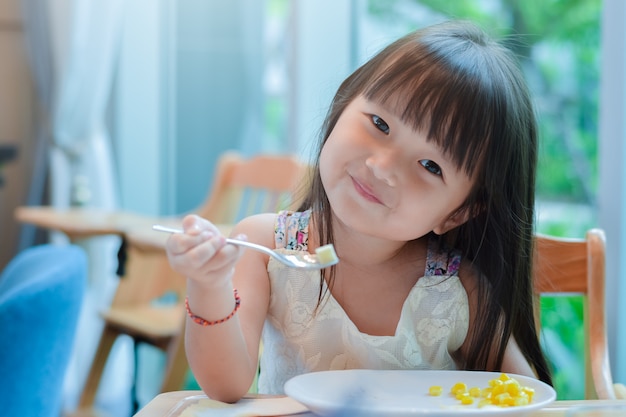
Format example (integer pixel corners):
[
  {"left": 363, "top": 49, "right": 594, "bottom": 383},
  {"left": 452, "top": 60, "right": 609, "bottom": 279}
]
[
  {"left": 152, "top": 225, "right": 183, "bottom": 234},
  {"left": 152, "top": 224, "right": 274, "bottom": 256}
]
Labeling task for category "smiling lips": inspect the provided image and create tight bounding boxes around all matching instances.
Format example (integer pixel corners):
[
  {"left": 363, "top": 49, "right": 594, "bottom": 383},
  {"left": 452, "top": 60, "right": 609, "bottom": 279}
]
[{"left": 352, "top": 177, "right": 383, "bottom": 204}]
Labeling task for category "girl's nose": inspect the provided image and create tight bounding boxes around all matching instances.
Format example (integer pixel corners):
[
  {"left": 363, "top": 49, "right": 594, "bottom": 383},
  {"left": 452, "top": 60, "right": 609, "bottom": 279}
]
[{"left": 365, "top": 151, "right": 397, "bottom": 187}]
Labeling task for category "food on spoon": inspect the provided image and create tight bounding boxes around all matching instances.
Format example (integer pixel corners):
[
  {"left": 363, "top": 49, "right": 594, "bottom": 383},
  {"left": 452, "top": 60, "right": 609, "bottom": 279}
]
[
  {"left": 315, "top": 244, "right": 339, "bottom": 265},
  {"left": 428, "top": 373, "right": 535, "bottom": 407}
]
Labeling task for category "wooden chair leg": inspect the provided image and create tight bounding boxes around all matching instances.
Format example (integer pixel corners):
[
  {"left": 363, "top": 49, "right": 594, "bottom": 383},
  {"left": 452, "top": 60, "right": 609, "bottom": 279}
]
[
  {"left": 159, "top": 321, "right": 188, "bottom": 392},
  {"left": 78, "top": 325, "right": 119, "bottom": 409}
]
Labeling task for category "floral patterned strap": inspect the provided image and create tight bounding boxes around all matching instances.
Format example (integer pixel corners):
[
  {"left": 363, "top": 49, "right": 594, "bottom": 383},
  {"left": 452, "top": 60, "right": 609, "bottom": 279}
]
[
  {"left": 274, "top": 209, "right": 311, "bottom": 250},
  {"left": 425, "top": 236, "right": 462, "bottom": 276}
]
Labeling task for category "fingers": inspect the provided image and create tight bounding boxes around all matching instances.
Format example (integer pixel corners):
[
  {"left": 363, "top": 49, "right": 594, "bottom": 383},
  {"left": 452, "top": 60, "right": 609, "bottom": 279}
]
[
  {"left": 168, "top": 214, "right": 219, "bottom": 253},
  {"left": 167, "top": 227, "right": 216, "bottom": 255},
  {"left": 181, "top": 214, "right": 219, "bottom": 236},
  {"left": 165, "top": 214, "right": 242, "bottom": 281}
]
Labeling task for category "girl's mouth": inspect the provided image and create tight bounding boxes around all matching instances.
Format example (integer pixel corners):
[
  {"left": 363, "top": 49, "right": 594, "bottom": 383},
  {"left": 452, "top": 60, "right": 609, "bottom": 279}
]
[{"left": 351, "top": 177, "right": 383, "bottom": 204}]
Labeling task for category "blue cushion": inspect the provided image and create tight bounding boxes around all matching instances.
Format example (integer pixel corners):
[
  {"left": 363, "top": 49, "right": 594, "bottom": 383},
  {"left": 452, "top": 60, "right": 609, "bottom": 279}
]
[{"left": 0, "top": 244, "right": 87, "bottom": 417}]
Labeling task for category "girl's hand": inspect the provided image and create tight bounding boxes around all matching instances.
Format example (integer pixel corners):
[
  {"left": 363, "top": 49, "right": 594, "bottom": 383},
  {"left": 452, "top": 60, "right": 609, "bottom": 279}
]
[{"left": 165, "top": 214, "right": 244, "bottom": 288}]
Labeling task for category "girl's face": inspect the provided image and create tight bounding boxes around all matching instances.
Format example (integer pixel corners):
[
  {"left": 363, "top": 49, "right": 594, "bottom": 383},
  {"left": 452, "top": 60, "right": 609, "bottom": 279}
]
[{"left": 320, "top": 95, "right": 476, "bottom": 242}]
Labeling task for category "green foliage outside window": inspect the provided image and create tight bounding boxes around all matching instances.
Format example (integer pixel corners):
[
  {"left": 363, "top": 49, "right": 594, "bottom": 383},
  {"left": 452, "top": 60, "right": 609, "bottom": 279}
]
[{"left": 367, "top": 0, "right": 601, "bottom": 207}]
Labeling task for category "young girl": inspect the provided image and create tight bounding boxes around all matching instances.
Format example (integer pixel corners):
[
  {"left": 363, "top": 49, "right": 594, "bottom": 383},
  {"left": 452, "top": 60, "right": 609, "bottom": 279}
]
[{"left": 165, "top": 20, "right": 552, "bottom": 402}]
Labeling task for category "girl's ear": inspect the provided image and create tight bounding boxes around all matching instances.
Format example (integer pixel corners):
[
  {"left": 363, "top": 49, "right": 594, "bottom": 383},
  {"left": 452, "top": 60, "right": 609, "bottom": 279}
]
[{"left": 433, "top": 206, "right": 472, "bottom": 235}]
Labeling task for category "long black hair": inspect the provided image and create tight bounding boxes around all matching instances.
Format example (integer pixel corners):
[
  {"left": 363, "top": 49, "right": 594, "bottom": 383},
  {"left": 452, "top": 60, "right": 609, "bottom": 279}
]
[{"left": 298, "top": 20, "right": 551, "bottom": 385}]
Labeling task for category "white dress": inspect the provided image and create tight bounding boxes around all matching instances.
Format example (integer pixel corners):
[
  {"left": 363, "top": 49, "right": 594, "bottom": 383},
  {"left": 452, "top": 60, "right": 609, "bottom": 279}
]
[{"left": 258, "top": 210, "right": 470, "bottom": 394}]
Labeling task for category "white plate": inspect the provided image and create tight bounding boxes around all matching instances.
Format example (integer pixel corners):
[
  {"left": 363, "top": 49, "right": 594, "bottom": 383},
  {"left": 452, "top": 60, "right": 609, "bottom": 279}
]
[{"left": 284, "top": 370, "right": 556, "bottom": 417}]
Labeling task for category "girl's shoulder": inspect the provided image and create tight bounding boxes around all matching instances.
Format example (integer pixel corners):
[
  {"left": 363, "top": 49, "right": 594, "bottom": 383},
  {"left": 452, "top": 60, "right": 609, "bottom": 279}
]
[
  {"left": 231, "top": 212, "right": 280, "bottom": 250},
  {"left": 458, "top": 260, "right": 480, "bottom": 290}
]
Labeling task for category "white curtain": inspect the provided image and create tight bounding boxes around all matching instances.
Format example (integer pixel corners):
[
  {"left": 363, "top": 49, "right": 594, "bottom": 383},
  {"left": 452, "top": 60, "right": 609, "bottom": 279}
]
[
  {"left": 20, "top": 0, "right": 133, "bottom": 415},
  {"left": 18, "top": 0, "right": 54, "bottom": 250}
]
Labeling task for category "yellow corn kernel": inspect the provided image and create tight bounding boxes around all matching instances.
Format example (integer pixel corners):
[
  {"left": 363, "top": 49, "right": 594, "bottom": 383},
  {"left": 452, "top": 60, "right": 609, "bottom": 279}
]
[
  {"left": 514, "top": 396, "right": 530, "bottom": 406},
  {"left": 523, "top": 386, "right": 535, "bottom": 401},
  {"left": 477, "top": 398, "right": 492, "bottom": 408},
  {"left": 428, "top": 385, "right": 443, "bottom": 396},
  {"left": 491, "top": 383, "right": 505, "bottom": 397},
  {"left": 504, "top": 379, "right": 521, "bottom": 396},
  {"left": 450, "top": 382, "right": 467, "bottom": 395},
  {"left": 469, "top": 387, "right": 482, "bottom": 397},
  {"left": 442, "top": 373, "right": 535, "bottom": 408},
  {"left": 458, "top": 393, "right": 474, "bottom": 405},
  {"left": 494, "top": 392, "right": 511, "bottom": 405},
  {"left": 489, "top": 378, "right": 504, "bottom": 387}
]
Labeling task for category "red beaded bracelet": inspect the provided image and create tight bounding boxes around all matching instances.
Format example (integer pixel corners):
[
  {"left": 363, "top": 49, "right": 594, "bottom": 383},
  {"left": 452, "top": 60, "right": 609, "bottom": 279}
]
[{"left": 185, "top": 289, "right": 241, "bottom": 326}]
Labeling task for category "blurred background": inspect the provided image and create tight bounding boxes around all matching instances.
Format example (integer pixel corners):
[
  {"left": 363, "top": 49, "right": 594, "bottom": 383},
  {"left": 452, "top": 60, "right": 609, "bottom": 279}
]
[{"left": 1, "top": 0, "right": 625, "bottom": 414}]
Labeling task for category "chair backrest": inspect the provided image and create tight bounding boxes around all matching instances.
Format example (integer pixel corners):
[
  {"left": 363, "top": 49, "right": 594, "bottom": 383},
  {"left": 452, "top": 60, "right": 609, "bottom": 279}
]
[
  {"left": 196, "top": 151, "right": 309, "bottom": 224},
  {"left": 0, "top": 244, "right": 87, "bottom": 417},
  {"left": 533, "top": 229, "right": 614, "bottom": 399},
  {"left": 115, "top": 152, "right": 308, "bottom": 308}
]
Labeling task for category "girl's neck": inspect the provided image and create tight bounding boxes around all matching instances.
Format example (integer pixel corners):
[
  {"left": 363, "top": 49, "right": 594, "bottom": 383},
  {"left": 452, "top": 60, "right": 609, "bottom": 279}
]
[{"left": 316, "top": 213, "right": 429, "bottom": 336}]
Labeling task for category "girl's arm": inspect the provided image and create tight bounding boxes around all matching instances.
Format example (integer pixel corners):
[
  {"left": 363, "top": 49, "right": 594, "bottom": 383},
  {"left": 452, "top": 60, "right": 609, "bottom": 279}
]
[
  {"left": 456, "top": 262, "right": 536, "bottom": 378},
  {"left": 165, "top": 213, "right": 276, "bottom": 402},
  {"left": 500, "top": 336, "right": 537, "bottom": 378}
]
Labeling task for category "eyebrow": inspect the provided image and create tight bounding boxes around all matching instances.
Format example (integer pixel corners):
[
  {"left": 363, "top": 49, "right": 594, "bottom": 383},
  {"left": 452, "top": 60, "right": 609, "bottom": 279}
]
[{"left": 371, "top": 101, "right": 468, "bottom": 181}]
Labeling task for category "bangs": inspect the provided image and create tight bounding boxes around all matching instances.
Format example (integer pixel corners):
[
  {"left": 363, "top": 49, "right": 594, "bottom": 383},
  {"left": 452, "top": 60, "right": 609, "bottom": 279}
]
[{"left": 363, "top": 37, "right": 508, "bottom": 178}]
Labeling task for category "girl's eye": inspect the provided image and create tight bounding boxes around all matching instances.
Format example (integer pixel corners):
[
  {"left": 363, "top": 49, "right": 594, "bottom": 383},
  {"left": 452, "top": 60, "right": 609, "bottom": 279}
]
[
  {"left": 371, "top": 115, "right": 390, "bottom": 134},
  {"left": 419, "top": 159, "right": 442, "bottom": 176}
]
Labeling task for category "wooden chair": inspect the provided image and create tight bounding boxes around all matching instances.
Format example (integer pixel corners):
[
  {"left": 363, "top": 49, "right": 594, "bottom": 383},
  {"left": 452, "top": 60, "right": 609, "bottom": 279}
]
[
  {"left": 533, "top": 228, "right": 621, "bottom": 399},
  {"left": 76, "top": 152, "right": 308, "bottom": 415}
]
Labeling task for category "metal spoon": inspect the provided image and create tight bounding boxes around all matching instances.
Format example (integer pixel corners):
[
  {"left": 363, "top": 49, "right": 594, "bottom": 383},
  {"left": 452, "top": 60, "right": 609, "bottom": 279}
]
[{"left": 152, "top": 224, "right": 339, "bottom": 270}]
